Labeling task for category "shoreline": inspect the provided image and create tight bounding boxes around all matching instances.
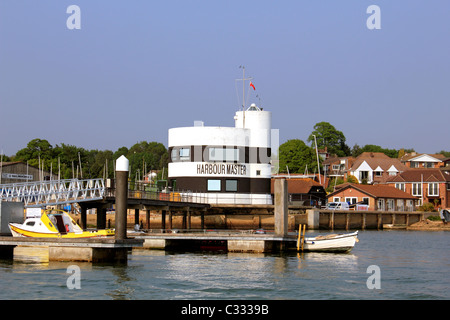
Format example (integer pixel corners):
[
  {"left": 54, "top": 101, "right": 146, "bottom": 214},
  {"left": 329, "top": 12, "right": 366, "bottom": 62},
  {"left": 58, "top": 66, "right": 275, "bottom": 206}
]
[
  {"left": 407, "top": 219, "right": 450, "bottom": 231},
  {"left": 71, "top": 212, "right": 450, "bottom": 232}
]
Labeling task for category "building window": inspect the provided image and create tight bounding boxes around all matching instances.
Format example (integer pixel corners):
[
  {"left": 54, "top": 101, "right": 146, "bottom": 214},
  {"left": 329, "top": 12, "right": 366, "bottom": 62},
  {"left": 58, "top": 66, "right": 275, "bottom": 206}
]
[
  {"left": 428, "top": 183, "right": 439, "bottom": 196},
  {"left": 171, "top": 147, "right": 191, "bottom": 162},
  {"left": 225, "top": 180, "right": 238, "bottom": 192},
  {"left": 179, "top": 148, "right": 190, "bottom": 161},
  {"left": 387, "top": 199, "right": 395, "bottom": 211},
  {"left": 345, "top": 197, "right": 357, "bottom": 205},
  {"left": 395, "top": 183, "right": 405, "bottom": 192},
  {"left": 208, "top": 147, "right": 239, "bottom": 162},
  {"left": 412, "top": 183, "right": 422, "bottom": 196},
  {"left": 377, "top": 199, "right": 385, "bottom": 211},
  {"left": 207, "top": 179, "right": 221, "bottom": 191},
  {"left": 333, "top": 197, "right": 340, "bottom": 202},
  {"left": 359, "top": 171, "right": 369, "bottom": 182}
]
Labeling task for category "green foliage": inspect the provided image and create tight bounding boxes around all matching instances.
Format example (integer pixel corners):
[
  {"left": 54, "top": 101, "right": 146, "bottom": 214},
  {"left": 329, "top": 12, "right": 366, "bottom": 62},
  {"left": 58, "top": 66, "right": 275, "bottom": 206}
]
[
  {"left": 12, "top": 138, "right": 168, "bottom": 180},
  {"left": 278, "top": 139, "right": 317, "bottom": 173},
  {"left": 417, "top": 202, "right": 437, "bottom": 212},
  {"left": 352, "top": 144, "right": 399, "bottom": 158},
  {"left": 307, "top": 122, "right": 350, "bottom": 157}
]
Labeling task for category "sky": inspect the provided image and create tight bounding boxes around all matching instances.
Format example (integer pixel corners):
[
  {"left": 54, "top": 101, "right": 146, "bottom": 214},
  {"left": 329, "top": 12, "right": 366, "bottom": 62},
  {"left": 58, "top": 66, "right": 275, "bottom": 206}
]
[{"left": 1, "top": 0, "right": 450, "bottom": 156}]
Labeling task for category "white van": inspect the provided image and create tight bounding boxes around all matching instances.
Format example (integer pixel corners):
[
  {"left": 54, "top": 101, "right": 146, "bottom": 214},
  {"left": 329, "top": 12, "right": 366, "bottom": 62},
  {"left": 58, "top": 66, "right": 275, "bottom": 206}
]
[{"left": 325, "top": 202, "right": 350, "bottom": 210}]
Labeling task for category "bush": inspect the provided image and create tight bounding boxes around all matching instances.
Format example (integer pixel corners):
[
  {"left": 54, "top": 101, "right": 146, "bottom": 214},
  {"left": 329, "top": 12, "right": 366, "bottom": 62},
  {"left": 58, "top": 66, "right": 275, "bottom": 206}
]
[{"left": 417, "top": 202, "right": 436, "bottom": 212}]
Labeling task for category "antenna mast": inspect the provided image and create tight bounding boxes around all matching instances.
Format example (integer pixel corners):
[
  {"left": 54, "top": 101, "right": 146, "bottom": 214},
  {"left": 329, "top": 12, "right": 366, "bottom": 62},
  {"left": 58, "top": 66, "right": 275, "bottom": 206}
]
[{"left": 238, "top": 65, "right": 253, "bottom": 128}]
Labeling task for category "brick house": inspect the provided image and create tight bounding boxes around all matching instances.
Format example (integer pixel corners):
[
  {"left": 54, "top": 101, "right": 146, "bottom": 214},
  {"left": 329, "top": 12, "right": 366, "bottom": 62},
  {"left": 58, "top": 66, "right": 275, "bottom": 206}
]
[
  {"left": 322, "top": 156, "right": 355, "bottom": 181},
  {"left": 348, "top": 152, "right": 408, "bottom": 184},
  {"left": 271, "top": 177, "right": 327, "bottom": 207},
  {"left": 400, "top": 153, "right": 446, "bottom": 168},
  {"left": 386, "top": 168, "right": 450, "bottom": 209},
  {"left": 327, "top": 183, "right": 417, "bottom": 211}
]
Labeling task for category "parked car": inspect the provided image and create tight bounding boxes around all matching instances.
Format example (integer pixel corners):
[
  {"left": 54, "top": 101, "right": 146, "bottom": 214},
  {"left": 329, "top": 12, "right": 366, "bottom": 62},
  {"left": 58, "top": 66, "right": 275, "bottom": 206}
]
[{"left": 325, "top": 202, "right": 350, "bottom": 210}]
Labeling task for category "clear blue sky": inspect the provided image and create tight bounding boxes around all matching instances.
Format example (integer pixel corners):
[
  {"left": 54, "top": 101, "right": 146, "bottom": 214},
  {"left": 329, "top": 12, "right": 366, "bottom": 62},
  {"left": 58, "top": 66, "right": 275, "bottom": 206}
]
[{"left": 1, "top": 1, "right": 449, "bottom": 156}]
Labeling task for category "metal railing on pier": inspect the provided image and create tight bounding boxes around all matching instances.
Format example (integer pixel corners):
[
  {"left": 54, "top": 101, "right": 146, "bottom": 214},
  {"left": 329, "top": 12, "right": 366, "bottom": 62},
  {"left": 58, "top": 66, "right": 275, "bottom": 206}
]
[{"left": 0, "top": 178, "right": 105, "bottom": 207}]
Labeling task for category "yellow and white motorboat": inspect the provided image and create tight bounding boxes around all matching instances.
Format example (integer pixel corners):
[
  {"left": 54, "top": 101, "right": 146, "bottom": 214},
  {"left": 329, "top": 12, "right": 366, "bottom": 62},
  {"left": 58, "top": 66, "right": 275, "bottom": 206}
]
[{"left": 9, "top": 209, "right": 114, "bottom": 238}]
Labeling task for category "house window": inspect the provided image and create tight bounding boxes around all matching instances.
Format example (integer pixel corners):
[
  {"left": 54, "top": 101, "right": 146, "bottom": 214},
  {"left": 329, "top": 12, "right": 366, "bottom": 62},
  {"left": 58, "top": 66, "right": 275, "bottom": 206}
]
[
  {"left": 428, "top": 183, "right": 439, "bottom": 196},
  {"left": 412, "top": 183, "right": 422, "bottom": 196},
  {"left": 333, "top": 197, "right": 340, "bottom": 202},
  {"left": 374, "top": 171, "right": 382, "bottom": 177},
  {"left": 395, "top": 183, "right": 405, "bottom": 192},
  {"left": 332, "top": 165, "right": 340, "bottom": 171},
  {"left": 225, "top": 180, "right": 238, "bottom": 192},
  {"left": 360, "top": 171, "right": 369, "bottom": 182},
  {"left": 406, "top": 200, "right": 414, "bottom": 211},
  {"left": 207, "top": 179, "right": 221, "bottom": 191},
  {"left": 345, "top": 197, "right": 357, "bottom": 205},
  {"left": 387, "top": 199, "right": 395, "bottom": 211},
  {"left": 377, "top": 199, "right": 385, "bottom": 211},
  {"left": 362, "top": 197, "right": 370, "bottom": 205}
]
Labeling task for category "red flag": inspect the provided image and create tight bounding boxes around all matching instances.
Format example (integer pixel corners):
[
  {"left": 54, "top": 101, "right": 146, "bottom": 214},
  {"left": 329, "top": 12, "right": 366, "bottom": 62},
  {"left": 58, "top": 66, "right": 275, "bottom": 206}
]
[{"left": 249, "top": 82, "right": 256, "bottom": 90}]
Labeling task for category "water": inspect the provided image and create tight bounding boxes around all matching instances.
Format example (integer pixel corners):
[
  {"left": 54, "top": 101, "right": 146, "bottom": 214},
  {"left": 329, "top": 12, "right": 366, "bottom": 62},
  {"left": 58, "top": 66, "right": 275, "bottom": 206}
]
[{"left": 0, "top": 230, "right": 449, "bottom": 300}]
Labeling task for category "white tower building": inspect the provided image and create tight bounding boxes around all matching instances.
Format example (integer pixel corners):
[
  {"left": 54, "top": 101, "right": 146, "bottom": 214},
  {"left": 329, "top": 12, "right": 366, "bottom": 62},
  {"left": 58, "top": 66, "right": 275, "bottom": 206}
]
[{"left": 168, "top": 103, "right": 273, "bottom": 204}]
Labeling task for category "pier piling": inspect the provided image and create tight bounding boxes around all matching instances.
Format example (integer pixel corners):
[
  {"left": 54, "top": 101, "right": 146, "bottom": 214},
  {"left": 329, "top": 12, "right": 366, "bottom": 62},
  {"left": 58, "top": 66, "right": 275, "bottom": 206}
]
[
  {"left": 274, "top": 179, "right": 288, "bottom": 237},
  {"left": 115, "top": 155, "right": 129, "bottom": 240}
]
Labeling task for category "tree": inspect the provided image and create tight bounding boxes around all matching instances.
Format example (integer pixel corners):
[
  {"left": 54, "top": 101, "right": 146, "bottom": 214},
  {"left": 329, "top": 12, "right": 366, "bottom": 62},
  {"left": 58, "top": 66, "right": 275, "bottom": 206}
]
[
  {"left": 307, "top": 122, "right": 350, "bottom": 157},
  {"left": 278, "top": 139, "right": 317, "bottom": 174},
  {"left": 354, "top": 144, "right": 398, "bottom": 158}
]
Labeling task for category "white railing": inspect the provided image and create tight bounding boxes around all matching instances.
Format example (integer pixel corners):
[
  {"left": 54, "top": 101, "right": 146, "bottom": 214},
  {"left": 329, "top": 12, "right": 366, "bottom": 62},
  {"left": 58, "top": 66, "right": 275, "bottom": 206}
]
[{"left": 0, "top": 178, "right": 105, "bottom": 207}]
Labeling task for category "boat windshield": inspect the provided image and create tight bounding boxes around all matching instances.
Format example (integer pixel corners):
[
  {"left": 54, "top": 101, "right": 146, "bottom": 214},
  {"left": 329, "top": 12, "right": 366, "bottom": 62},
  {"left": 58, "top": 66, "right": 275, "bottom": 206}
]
[{"left": 327, "top": 203, "right": 338, "bottom": 208}]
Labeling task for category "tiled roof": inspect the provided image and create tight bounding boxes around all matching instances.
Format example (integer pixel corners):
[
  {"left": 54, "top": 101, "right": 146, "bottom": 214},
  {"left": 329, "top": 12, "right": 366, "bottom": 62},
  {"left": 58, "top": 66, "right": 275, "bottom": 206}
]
[
  {"left": 328, "top": 183, "right": 416, "bottom": 199},
  {"left": 387, "top": 168, "right": 450, "bottom": 183},
  {"left": 400, "top": 153, "right": 446, "bottom": 161},
  {"left": 349, "top": 152, "right": 408, "bottom": 172},
  {"left": 271, "top": 178, "right": 324, "bottom": 194}
]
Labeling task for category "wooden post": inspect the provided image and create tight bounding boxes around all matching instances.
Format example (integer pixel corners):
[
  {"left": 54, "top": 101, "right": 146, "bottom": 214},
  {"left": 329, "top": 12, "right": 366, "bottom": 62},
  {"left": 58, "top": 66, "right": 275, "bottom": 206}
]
[
  {"left": 80, "top": 205, "right": 87, "bottom": 230},
  {"left": 329, "top": 212, "right": 334, "bottom": 230},
  {"left": 161, "top": 210, "right": 166, "bottom": 231},
  {"left": 274, "top": 179, "right": 288, "bottom": 236},
  {"left": 377, "top": 213, "right": 381, "bottom": 230},
  {"left": 146, "top": 209, "right": 150, "bottom": 230},
  {"left": 201, "top": 210, "right": 205, "bottom": 230},
  {"left": 134, "top": 208, "right": 139, "bottom": 226},
  {"left": 362, "top": 213, "right": 366, "bottom": 230},
  {"left": 168, "top": 209, "right": 172, "bottom": 230},
  {"left": 187, "top": 208, "right": 191, "bottom": 230},
  {"left": 97, "top": 207, "right": 106, "bottom": 229},
  {"left": 345, "top": 213, "right": 350, "bottom": 231}
]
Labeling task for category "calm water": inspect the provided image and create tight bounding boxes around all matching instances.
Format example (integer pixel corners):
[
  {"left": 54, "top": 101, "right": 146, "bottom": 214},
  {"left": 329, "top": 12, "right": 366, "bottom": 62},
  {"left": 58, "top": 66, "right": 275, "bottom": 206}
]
[{"left": 0, "top": 230, "right": 449, "bottom": 300}]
